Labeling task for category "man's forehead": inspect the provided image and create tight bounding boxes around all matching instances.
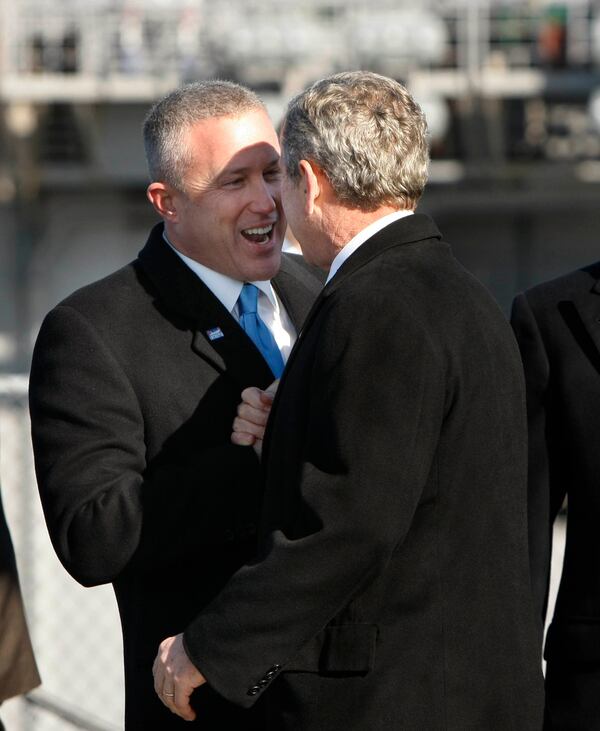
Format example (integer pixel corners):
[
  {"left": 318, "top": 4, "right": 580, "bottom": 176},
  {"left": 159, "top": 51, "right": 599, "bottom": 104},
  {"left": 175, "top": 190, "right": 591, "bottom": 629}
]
[
  {"left": 191, "top": 109, "right": 276, "bottom": 140},
  {"left": 181, "top": 109, "right": 280, "bottom": 182},
  {"left": 220, "top": 146, "right": 280, "bottom": 172}
]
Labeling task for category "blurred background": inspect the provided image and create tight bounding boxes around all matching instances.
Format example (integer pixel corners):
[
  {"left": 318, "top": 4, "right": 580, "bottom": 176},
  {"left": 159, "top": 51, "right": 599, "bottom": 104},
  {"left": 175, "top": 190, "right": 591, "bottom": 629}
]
[{"left": 0, "top": 0, "right": 589, "bottom": 728}]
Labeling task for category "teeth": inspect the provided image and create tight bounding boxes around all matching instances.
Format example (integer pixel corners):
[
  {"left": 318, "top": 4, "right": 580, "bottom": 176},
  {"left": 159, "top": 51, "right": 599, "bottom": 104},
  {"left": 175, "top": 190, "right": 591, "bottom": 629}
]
[{"left": 244, "top": 225, "right": 273, "bottom": 235}]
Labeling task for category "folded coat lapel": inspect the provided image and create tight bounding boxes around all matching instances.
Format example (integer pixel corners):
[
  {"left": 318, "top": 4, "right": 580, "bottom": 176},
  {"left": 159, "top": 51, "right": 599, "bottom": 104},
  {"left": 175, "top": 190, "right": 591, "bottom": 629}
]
[
  {"left": 571, "top": 278, "right": 600, "bottom": 365},
  {"left": 192, "top": 311, "right": 275, "bottom": 390},
  {"left": 137, "top": 223, "right": 275, "bottom": 390},
  {"left": 273, "top": 254, "right": 323, "bottom": 331}
]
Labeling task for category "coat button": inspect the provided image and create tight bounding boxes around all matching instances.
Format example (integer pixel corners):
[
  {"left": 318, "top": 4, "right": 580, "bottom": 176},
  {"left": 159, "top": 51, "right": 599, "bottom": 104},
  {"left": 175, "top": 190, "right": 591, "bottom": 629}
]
[
  {"left": 259, "top": 679, "right": 269, "bottom": 687},
  {"left": 247, "top": 685, "right": 261, "bottom": 696},
  {"left": 264, "top": 664, "right": 281, "bottom": 679}
]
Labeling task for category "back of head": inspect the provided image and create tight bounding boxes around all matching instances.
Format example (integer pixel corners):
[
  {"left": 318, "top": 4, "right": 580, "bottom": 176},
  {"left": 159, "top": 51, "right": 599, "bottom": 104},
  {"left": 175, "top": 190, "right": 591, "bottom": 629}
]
[
  {"left": 282, "top": 71, "right": 429, "bottom": 211},
  {"left": 143, "top": 80, "right": 265, "bottom": 192}
]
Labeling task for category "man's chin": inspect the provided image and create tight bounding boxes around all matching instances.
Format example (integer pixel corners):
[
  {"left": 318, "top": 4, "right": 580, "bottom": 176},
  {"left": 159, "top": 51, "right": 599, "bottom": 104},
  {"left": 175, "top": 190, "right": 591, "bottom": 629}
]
[
  {"left": 245, "top": 250, "right": 282, "bottom": 282},
  {"left": 295, "top": 247, "right": 321, "bottom": 269}
]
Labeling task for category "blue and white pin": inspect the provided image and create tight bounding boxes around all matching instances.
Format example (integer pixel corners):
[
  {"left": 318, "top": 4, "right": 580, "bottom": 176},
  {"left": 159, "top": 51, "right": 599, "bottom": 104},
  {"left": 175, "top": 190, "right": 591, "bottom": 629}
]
[{"left": 206, "top": 326, "right": 224, "bottom": 341}]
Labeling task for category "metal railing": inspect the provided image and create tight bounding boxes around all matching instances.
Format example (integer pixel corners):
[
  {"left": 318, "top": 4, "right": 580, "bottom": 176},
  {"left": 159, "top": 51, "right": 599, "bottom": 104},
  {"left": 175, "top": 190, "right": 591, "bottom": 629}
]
[{"left": 0, "top": 1, "right": 597, "bottom": 102}]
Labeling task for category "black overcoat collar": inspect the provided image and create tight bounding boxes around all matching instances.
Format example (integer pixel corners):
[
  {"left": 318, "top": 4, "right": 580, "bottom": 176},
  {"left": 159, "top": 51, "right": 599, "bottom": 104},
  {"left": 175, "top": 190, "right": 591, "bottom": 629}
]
[
  {"left": 262, "top": 212, "right": 442, "bottom": 461},
  {"left": 136, "top": 223, "right": 312, "bottom": 390},
  {"left": 293, "top": 213, "right": 441, "bottom": 344},
  {"left": 323, "top": 213, "right": 442, "bottom": 296}
]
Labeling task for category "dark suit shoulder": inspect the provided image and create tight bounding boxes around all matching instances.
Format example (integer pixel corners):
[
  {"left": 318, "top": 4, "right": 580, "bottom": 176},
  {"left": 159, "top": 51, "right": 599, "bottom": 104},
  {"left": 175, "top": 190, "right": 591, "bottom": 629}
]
[
  {"left": 320, "top": 238, "right": 516, "bottom": 382},
  {"left": 56, "top": 260, "right": 149, "bottom": 317},
  {"left": 523, "top": 261, "right": 600, "bottom": 308},
  {"left": 41, "top": 262, "right": 174, "bottom": 369},
  {"left": 36, "top": 260, "right": 164, "bottom": 369},
  {"left": 337, "top": 237, "right": 500, "bottom": 325}
]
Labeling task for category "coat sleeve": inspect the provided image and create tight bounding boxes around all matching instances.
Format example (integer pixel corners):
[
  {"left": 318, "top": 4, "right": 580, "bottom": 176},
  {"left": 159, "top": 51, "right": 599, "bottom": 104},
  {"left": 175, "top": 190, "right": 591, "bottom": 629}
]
[
  {"left": 29, "top": 304, "right": 260, "bottom": 587},
  {"left": 183, "top": 287, "right": 446, "bottom": 707},
  {"left": 511, "top": 293, "right": 558, "bottom": 623}
]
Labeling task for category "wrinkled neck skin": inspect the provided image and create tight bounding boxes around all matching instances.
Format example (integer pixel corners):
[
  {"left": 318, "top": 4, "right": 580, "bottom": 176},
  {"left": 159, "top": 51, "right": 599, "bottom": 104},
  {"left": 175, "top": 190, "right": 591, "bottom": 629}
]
[{"left": 323, "top": 201, "right": 408, "bottom": 257}]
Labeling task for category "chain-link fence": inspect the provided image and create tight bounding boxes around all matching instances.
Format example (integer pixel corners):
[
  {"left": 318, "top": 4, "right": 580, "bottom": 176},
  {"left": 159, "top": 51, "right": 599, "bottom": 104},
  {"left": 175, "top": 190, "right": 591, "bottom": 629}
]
[{"left": 0, "top": 375, "right": 124, "bottom": 731}]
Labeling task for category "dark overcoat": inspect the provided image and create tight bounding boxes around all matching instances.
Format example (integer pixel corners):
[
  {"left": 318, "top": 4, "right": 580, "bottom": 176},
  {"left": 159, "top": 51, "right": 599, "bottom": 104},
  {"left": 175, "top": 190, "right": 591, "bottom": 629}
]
[
  {"left": 184, "top": 214, "right": 545, "bottom": 730},
  {"left": 512, "top": 262, "right": 600, "bottom": 730},
  {"left": 29, "top": 223, "right": 322, "bottom": 729}
]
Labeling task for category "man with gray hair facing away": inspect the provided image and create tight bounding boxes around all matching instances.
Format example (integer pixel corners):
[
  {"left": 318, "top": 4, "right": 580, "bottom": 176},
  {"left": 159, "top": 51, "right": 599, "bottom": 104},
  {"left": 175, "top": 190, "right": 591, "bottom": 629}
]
[
  {"left": 29, "top": 80, "right": 322, "bottom": 729},
  {"left": 154, "top": 71, "right": 544, "bottom": 730}
]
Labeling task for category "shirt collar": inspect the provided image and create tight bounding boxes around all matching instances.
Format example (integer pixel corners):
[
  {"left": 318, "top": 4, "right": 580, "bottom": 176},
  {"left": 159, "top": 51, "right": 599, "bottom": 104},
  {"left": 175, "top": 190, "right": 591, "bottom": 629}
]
[
  {"left": 163, "top": 230, "right": 276, "bottom": 312},
  {"left": 326, "top": 209, "right": 414, "bottom": 283}
]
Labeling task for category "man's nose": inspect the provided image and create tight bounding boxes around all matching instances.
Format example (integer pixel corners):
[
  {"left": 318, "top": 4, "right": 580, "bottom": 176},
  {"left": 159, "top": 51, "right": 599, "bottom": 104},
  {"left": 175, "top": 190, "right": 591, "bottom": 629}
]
[{"left": 249, "top": 178, "right": 277, "bottom": 213}]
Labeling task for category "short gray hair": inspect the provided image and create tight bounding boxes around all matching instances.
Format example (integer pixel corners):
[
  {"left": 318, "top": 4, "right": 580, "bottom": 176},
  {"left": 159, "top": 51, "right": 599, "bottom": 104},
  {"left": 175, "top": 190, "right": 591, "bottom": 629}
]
[
  {"left": 282, "top": 71, "right": 429, "bottom": 211},
  {"left": 143, "top": 80, "right": 265, "bottom": 191}
]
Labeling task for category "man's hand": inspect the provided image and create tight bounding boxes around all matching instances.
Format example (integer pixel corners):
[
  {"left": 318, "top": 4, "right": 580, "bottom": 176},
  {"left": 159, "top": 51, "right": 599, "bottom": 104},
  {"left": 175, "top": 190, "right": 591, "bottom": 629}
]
[
  {"left": 153, "top": 633, "right": 206, "bottom": 721},
  {"left": 231, "top": 379, "right": 279, "bottom": 457}
]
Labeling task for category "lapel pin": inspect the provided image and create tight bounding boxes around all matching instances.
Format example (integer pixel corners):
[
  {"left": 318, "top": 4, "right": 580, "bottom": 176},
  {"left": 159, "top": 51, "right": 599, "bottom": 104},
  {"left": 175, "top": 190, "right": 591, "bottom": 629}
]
[{"left": 206, "top": 327, "right": 225, "bottom": 341}]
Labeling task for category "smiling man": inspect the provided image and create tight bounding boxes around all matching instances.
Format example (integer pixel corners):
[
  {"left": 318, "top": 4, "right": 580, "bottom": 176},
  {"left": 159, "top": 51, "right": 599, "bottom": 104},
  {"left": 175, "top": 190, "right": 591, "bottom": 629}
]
[{"left": 28, "top": 80, "right": 322, "bottom": 730}]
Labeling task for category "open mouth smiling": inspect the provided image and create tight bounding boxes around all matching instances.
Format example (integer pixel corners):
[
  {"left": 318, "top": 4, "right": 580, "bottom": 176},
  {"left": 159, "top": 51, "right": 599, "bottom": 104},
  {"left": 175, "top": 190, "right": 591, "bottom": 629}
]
[{"left": 241, "top": 224, "right": 274, "bottom": 244}]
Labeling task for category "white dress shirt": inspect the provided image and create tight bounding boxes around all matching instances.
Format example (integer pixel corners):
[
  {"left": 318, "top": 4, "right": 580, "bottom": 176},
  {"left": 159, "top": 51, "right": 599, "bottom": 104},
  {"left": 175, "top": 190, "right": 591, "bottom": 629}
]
[
  {"left": 164, "top": 233, "right": 297, "bottom": 362},
  {"left": 326, "top": 209, "right": 414, "bottom": 284}
]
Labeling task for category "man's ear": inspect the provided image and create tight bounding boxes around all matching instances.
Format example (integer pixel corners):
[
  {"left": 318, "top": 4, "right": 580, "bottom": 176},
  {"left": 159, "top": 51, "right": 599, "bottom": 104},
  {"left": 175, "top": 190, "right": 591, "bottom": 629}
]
[
  {"left": 146, "top": 182, "right": 178, "bottom": 221},
  {"left": 298, "top": 160, "right": 322, "bottom": 216}
]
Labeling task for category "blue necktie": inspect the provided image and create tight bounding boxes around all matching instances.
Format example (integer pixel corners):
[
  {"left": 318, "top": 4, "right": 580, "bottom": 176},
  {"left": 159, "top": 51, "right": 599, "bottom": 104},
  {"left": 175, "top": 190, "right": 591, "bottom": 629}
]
[{"left": 238, "top": 283, "right": 285, "bottom": 378}]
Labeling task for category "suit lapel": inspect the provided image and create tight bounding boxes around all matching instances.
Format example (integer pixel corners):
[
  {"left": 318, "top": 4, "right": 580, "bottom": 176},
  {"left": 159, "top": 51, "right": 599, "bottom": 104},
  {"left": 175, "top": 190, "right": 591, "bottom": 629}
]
[
  {"left": 137, "top": 224, "right": 275, "bottom": 390},
  {"left": 273, "top": 254, "right": 322, "bottom": 332},
  {"left": 572, "top": 274, "right": 600, "bottom": 364},
  {"left": 190, "top": 300, "right": 275, "bottom": 390}
]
